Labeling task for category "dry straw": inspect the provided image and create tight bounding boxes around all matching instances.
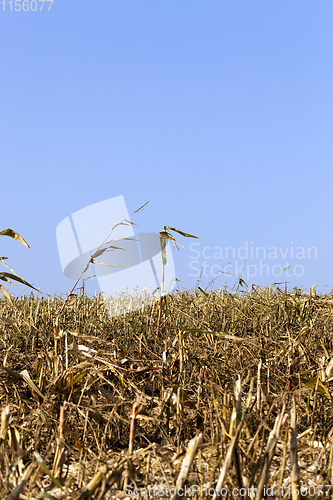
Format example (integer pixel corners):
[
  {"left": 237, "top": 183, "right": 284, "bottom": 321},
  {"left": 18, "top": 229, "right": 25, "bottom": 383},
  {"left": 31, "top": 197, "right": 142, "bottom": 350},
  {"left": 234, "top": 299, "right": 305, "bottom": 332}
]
[{"left": 1, "top": 216, "right": 333, "bottom": 498}]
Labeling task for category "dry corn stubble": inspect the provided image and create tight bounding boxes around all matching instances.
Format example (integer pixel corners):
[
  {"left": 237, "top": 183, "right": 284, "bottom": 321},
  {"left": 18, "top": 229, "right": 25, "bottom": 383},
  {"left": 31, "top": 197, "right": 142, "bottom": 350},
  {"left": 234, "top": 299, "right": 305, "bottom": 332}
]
[{"left": 0, "top": 285, "right": 333, "bottom": 498}]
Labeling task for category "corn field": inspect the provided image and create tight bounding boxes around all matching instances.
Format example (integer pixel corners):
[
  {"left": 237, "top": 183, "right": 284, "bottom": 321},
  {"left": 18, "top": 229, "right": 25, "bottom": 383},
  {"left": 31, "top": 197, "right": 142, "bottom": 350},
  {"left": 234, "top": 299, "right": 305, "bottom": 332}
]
[{"left": 1, "top": 286, "right": 333, "bottom": 499}]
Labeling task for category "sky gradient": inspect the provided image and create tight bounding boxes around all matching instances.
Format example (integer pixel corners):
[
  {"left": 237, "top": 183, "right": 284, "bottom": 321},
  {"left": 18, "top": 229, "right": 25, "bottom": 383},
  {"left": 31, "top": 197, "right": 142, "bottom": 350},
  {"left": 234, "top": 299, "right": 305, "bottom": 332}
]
[{"left": 1, "top": 0, "right": 333, "bottom": 298}]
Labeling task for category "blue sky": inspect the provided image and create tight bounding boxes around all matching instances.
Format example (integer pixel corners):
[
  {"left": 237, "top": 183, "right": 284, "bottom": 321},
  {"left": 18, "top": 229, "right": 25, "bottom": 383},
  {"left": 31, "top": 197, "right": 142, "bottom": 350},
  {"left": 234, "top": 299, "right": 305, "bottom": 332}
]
[{"left": 1, "top": 0, "right": 333, "bottom": 298}]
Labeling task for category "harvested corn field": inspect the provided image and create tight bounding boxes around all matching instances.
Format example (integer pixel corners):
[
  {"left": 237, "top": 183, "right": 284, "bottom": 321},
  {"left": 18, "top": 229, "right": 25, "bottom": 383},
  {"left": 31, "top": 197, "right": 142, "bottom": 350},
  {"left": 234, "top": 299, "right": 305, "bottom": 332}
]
[{"left": 1, "top": 287, "right": 333, "bottom": 499}]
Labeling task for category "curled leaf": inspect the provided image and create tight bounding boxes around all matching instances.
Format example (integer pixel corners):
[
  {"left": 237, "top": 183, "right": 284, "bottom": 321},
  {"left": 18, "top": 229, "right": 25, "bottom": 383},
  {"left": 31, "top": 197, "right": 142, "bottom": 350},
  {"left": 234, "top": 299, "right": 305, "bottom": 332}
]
[
  {"left": 0, "top": 272, "right": 37, "bottom": 291},
  {"left": 0, "top": 229, "right": 31, "bottom": 249},
  {"left": 163, "top": 226, "right": 198, "bottom": 239}
]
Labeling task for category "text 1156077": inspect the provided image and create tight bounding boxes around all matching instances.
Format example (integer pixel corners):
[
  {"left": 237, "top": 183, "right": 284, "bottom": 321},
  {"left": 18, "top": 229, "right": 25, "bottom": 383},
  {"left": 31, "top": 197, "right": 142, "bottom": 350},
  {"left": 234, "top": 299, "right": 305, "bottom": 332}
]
[{"left": 1, "top": 0, "right": 53, "bottom": 11}]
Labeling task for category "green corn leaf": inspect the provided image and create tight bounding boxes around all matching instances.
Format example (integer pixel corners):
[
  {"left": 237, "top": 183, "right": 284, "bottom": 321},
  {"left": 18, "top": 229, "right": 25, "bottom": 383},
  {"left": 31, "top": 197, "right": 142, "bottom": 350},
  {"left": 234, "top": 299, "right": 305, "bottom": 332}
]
[
  {"left": 239, "top": 278, "right": 248, "bottom": 288},
  {"left": 37, "top": 493, "right": 59, "bottom": 500},
  {"left": 34, "top": 452, "right": 63, "bottom": 489}
]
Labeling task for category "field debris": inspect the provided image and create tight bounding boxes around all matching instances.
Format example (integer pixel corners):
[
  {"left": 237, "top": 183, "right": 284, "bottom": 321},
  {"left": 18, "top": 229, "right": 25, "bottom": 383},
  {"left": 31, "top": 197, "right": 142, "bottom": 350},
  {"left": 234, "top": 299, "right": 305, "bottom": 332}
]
[{"left": 0, "top": 286, "right": 333, "bottom": 498}]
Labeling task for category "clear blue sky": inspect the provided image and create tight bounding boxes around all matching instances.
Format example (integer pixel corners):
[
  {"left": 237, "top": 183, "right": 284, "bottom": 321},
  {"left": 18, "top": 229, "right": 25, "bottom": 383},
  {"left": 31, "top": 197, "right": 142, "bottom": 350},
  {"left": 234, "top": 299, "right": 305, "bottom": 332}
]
[{"left": 1, "top": 0, "right": 333, "bottom": 298}]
